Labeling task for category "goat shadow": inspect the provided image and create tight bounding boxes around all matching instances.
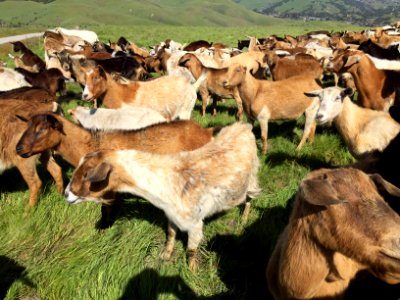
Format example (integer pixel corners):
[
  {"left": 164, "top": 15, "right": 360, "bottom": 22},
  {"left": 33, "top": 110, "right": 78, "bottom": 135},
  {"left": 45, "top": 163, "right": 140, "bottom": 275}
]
[
  {"left": 0, "top": 255, "right": 35, "bottom": 299},
  {"left": 193, "top": 101, "right": 238, "bottom": 118},
  {"left": 117, "top": 268, "right": 222, "bottom": 300},
  {"left": 207, "top": 197, "right": 295, "bottom": 299},
  {"left": 265, "top": 151, "right": 333, "bottom": 170},
  {"left": 115, "top": 199, "right": 295, "bottom": 300}
]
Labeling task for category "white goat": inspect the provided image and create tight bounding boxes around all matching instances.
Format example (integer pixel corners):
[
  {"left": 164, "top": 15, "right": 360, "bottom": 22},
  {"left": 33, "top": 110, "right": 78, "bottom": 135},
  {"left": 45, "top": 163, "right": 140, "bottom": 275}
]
[
  {"left": 0, "top": 67, "right": 31, "bottom": 91},
  {"left": 65, "top": 122, "right": 261, "bottom": 271},
  {"left": 68, "top": 106, "right": 168, "bottom": 131},
  {"left": 305, "top": 86, "right": 400, "bottom": 159},
  {"left": 54, "top": 27, "right": 98, "bottom": 44}
]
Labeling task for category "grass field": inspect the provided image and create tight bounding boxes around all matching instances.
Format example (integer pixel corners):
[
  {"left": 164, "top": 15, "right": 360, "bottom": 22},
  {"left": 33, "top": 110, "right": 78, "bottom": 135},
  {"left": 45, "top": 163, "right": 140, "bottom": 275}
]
[{"left": 0, "top": 24, "right": 368, "bottom": 299}]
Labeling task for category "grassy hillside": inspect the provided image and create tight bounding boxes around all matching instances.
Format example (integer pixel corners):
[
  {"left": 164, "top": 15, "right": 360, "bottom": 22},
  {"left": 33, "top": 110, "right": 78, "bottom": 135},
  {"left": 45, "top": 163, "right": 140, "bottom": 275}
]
[
  {"left": 255, "top": 0, "right": 400, "bottom": 26},
  {"left": 0, "top": 0, "right": 287, "bottom": 27}
]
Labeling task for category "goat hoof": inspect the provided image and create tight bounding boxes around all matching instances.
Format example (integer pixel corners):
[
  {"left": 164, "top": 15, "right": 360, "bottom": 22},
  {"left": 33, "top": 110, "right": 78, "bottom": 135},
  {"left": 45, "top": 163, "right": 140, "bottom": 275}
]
[
  {"left": 160, "top": 249, "right": 172, "bottom": 261},
  {"left": 188, "top": 257, "right": 197, "bottom": 272}
]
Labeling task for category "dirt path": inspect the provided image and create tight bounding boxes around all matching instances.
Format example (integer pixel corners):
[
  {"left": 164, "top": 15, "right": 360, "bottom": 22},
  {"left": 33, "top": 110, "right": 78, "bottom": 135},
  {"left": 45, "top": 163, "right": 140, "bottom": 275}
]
[{"left": 0, "top": 32, "right": 43, "bottom": 45}]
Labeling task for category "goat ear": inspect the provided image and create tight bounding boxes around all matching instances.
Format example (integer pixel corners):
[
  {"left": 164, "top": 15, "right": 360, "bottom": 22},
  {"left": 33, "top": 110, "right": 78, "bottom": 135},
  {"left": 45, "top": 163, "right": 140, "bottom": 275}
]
[
  {"left": 84, "top": 162, "right": 112, "bottom": 183},
  {"left": 389, "top": 106, "right": 400, "bottom": 123},
  {"left": 46, "top": 114, "right": 64, "bottom": 134},
  {"left": 97, "top": 65, "right": 107, "bottom": 78},
  {"left": 304, "top": 90, "right": 322, "bottom": 98},
  {"left": 15, "top": 114, "right": 28, "bottom": 122},
  {"left": 340, "top": 88, "right": 354, "bottom": 98},
  {"left": 300, "top": 178, "right": 344, "bottom": 206},
  {"left": 344, "top": 55, "right": 360, "bottom": 68},
  {"left": 369, "top": 174, "right": 400, "bottom": 197},
  {"left": 178, "top": 57, "right": 190, "bottom": 67}
]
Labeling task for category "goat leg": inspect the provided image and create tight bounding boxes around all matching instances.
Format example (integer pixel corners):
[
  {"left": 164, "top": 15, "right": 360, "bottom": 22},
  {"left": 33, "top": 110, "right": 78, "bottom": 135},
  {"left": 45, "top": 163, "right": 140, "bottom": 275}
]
[
  {"left": 40, "top": 151, "right": 64, "bottom": 193},
  {"left": 161, "top": 221, "right": 177, "bottom": 261},
  {"left": 15, "top": 157, "right": 42, "bottom": 207},
  {"left": 297, "top": 98, "right": 319, "bottom": 150},
  {"left": 187, "top": 221, "right": 203, "bottom": 272}
]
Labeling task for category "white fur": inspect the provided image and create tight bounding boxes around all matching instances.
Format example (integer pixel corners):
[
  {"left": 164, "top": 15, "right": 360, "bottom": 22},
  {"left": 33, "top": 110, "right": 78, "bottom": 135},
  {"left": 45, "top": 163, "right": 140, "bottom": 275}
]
[
  {"left": 54, "top": 27, "right": 98, "bottom": 44},
  {"left": 70, "top": 106, "right": 168, "bottom": 130},
  {"left": 368, "top": 54, "right": 400, "bottom": 70},
  {"left": 0, "top": 67, "right": 31, "bottom": 91}
]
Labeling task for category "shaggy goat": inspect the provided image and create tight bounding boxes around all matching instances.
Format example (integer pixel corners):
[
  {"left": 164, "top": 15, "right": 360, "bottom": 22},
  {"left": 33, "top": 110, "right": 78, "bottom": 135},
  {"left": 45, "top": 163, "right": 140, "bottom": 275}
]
[{"left": 64, "top": 123, "right": 260, "bottom": 271}]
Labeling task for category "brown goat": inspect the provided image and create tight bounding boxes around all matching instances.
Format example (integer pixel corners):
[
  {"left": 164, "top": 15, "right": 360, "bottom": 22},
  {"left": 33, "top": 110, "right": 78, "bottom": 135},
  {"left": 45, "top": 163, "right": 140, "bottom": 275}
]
[
  {"left": 178, "top": 53, "right": 244, "bottom": 118},
  {"left": 66, "top": 45, "right": 112, "bottom": 60},
  {"left": 222, "top": 64, "right": 320, "bottom": 154},
  {"left": 267, "top": 167, "right": 400, "bottom": 300},
  {"left": 0, "top": 87, "right": 56, "bottom": 103},
  {"left": 264, "top": 52, "right": 324, "bottom": 81},
  {"left": 15, "top": 68, "right": 66, "bottom": 96},
  {"left": 327, "top": 49, "right": 400, "bottom": 110},
  {"left": 11, "top": 41, "right": 46, "bottom": 72},
  {"left": 16, "top": 114, "right": 217, "bottom": 167},
  {"left": 0, "top": 100, "right": 63, "bottom": 207},
  {"left": 16, "top": 114, "right": 218, "bottom": 226}
]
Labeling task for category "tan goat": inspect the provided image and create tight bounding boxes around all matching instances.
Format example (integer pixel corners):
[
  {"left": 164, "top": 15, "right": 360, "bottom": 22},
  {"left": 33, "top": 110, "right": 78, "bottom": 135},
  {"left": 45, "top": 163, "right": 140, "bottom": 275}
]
[
  {"left": 82, "top": 66, "right": 205, "bottom": 120},
  {"left": 178, "top": 53, "right": 244, "bottom": 118},
  {"left": 64, "top": 123, "right": 260, "bottom": 271},
  {"left": 222, "top": 64, "right": 321, "bottom": 154},
  {"left": 267, "top": 167, "right": 400, "bottom": 300}
]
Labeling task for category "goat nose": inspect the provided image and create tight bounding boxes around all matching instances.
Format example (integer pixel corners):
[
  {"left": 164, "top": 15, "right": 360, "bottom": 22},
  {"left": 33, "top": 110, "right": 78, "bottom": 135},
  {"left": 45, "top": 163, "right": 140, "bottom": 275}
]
[
  {"left": 222, "top": 80, "right": 228, "bottom": 87},
  {"left": 82, "top": 93, "right": 88, "bottom": 100},
  {"left": 316, "top": 114, "right": 324, "bottom": 121},
  {"left": 16, "top": 144, "right": 23, "bottom": 153}
]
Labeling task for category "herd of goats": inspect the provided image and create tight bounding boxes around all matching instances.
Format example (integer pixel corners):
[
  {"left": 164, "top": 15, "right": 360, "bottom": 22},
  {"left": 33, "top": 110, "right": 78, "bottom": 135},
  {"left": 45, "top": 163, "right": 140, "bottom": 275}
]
[{"left": 2, "top": 23, "right": 400, "bottom": 298}]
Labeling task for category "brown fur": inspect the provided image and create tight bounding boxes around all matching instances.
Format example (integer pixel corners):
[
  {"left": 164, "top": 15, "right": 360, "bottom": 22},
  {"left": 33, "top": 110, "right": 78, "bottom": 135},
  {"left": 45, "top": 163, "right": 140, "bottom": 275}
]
[
  {"left": 15, "top": 68, "right": 66, "bottom": 96},
  {"left": 0, "top": 87, "right": 56, "bottom": 103},
  {"left": 70, "top": 45, "right": 112, "bottom": 60},
  {"left": 178, "top": 53, "right": 243, "bottom": 118},
  {"left": 0, "top": 100, "right": 63, "bottom": 207},
  {"left": 223, "top": 64, "right": 321, "bottom": 153},
  {"left": 264, "top": 52, "right": 324, "bottom": 81},
  {"left": 11, "top": 41, "right": 45, "bottom": 72},
  {"left": 267, "top": 167, "right": 400, "bottom": 299},
  {"left": 328, "top": 49, "right": 400, "bottom": 110},
  {"left": 16, "top": 114, "right": 216, "bottom": 167},
  {"left": 126, "top": 43, "right": 150, "bottom": 58}
]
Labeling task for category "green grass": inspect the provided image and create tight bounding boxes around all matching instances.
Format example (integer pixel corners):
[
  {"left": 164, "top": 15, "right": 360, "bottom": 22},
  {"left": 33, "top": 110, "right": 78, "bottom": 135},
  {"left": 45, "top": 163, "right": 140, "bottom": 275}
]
[{"left": 0, "top": 24, "right": 358, "bottom": 299}]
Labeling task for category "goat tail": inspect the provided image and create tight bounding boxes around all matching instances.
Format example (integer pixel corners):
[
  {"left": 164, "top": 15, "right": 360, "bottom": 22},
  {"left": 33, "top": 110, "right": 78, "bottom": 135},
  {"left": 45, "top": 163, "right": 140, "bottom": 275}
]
[{"left": 192, "top": 69, "right": 208, "bottom": 92}]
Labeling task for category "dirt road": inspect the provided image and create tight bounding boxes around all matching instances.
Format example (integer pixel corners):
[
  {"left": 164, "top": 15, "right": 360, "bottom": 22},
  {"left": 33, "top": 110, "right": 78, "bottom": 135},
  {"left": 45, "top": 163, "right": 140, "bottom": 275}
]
[{"left": 0, "top": 32, "right": 43, "bottom": 45}]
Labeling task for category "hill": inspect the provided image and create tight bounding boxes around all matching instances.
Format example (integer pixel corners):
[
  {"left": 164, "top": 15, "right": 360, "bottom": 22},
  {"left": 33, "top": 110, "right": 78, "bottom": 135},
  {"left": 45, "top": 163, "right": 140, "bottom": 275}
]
[
  {"left": 239, "top": 0, "right": 400, "bottom": 26},
  {"left": 0, "top": 0, "right": 287, "bottom": 27}
]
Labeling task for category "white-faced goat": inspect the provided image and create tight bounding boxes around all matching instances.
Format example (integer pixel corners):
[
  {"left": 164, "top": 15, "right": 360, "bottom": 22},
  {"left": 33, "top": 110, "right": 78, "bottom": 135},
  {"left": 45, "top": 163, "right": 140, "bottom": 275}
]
[
  {"left": 65, "top": 123, "right": 260, "bottom": 271},
  {"left": 305, "top": 86, "right": 400, "bottom": 159}
]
